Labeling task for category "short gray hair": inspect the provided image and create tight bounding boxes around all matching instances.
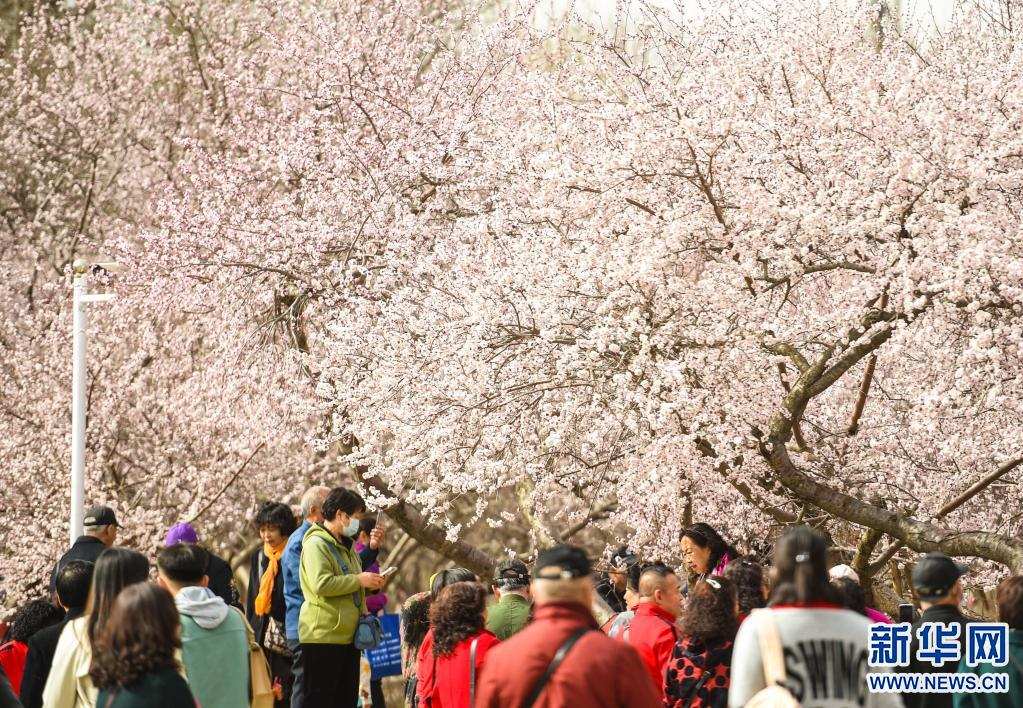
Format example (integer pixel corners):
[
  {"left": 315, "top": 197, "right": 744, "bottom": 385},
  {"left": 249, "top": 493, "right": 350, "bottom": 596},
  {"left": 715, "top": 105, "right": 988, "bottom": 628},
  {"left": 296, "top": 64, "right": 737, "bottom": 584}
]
[
  {"left": 300, "top": 485, "right": 330, "bottom": 518},
  {"left": 531, "top": 574, "right": 593, "bottom": 605}
]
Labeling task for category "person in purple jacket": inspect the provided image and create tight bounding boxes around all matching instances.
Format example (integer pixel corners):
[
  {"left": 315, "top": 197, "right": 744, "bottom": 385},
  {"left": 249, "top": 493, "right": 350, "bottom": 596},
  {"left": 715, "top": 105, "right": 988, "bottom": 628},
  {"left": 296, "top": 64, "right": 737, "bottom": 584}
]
[{"left": 354, "top": 517, "right": 388, "bottom": 707}]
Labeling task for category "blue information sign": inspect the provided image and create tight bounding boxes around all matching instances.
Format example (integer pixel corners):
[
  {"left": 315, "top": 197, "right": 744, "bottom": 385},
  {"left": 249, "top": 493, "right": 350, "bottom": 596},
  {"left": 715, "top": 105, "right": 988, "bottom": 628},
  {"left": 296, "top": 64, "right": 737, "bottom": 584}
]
[{"left": 365, "top": 612, "right": 402, "bottom": 680}]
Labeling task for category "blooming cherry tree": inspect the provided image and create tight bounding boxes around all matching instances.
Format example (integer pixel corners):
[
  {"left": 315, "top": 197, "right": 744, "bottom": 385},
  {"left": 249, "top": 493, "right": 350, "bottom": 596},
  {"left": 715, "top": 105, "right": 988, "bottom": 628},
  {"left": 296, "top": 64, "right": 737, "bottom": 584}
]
[{"left": 3, "top": 0, "right": 1023, "bottom": 601}]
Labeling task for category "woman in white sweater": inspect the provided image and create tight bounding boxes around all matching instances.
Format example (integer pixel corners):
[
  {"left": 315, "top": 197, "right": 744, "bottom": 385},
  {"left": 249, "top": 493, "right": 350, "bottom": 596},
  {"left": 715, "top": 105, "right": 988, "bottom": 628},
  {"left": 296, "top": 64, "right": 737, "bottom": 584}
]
[
  {"left": 43, "top": 548, "right": 150, "bottom": 708},
  {"left": 728, "top": 526, "right": 903, "bottom": 708}
]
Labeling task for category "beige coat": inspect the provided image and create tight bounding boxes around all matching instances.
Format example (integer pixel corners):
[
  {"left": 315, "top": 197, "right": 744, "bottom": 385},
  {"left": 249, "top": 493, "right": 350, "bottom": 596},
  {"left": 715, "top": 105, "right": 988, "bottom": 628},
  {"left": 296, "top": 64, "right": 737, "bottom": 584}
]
[{"left": 43, "top": 617, "right": 97, "bottom": 708}]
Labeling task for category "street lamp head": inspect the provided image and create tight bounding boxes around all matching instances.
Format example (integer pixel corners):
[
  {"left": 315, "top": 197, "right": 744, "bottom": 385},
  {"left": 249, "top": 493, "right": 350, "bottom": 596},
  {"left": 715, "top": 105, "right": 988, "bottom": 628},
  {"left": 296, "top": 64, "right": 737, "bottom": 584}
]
[
  {"left": 90, "top": 261, "right": 124, "bottom": 276},
  {"left": 72, "top": 258, "right": 123, "bottom": 277}
]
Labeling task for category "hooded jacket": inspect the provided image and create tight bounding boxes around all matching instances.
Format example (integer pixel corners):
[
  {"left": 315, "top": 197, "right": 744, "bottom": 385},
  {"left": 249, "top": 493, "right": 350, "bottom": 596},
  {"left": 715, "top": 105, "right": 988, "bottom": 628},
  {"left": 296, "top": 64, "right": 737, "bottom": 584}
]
[
  {"left": 176, "top": 585, "right": 250, "bottom": 708},
  {"left": 298, "top": 523, "right": 366, "bottom": 645},
  {"left": 729, "top": 605, "right": 903, "bottom": 708}
]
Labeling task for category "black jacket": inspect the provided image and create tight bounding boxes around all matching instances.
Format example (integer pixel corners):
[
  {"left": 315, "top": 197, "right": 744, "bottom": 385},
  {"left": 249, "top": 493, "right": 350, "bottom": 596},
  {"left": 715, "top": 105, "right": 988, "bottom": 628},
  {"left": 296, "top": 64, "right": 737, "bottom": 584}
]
[
  {"left": 18, "top": 607, "right": 83, "bottom": 708},
  {"left": 245, "top": 549, "right": 287, "bottom": 645},
  {"left": 902, "top": 604, "right": 972, "bottom": 708},
  {"left": 0, "top": 664, "right": 19, "bottom": 708},
  {"left": 595, "top": 574, "right": 627, "bottom": 614},
  {"left": 49, "top": 537, "right": 106, "bottom": 594},
  {"left": 205, "top": 551, "right": 239, "bottom": 609}
]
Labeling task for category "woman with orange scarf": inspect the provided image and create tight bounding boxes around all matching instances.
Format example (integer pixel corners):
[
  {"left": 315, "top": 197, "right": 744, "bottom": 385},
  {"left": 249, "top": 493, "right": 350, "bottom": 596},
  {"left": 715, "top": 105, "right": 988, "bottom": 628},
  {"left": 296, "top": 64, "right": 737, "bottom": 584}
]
[{"left": 246, "top": 501, "right": 298, "bottom": 708}]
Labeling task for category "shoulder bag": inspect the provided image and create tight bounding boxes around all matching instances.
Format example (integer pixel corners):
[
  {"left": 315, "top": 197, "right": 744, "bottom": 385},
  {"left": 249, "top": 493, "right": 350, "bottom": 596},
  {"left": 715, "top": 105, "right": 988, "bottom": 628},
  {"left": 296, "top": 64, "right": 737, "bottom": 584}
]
[
  {"left": 469, "top": 637, "right": 481, "bottom": 706},
  {"left": 522, "top": 627, "right": 591, "bottom": 708},
  {"left": 233, "top": 607, "right": 275, "bottom": 708},
  {"left": 744, "top": 609, "right": 800, "bottom": 708},
  {"left": 320, "top": 538, "right": 383, "bottom": 650}
]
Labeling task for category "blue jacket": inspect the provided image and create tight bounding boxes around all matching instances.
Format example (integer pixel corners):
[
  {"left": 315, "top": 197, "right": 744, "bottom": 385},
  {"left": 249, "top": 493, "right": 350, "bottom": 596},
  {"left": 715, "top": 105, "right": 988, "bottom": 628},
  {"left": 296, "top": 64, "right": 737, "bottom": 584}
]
[{"left": 283, "top": 520, "right": 310, "bottom": 641}]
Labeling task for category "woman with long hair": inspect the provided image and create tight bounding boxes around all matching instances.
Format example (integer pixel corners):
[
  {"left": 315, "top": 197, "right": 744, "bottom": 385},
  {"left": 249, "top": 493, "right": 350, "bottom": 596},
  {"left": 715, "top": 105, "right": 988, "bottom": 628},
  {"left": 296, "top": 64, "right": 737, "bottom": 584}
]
[
  {"left": 90, "top": 583, "right": 194, "bottom": 707},
  {"left": 728, "top": 526, "right": 901, "bottom": 708},
  {"left": 418, "top": 582, "right": 500, "bottom": 708},
  {"left": 680, "top": 523, "right": 740, "bottom": 580},
  {"left": 43, "top": 548, "right": 150, "bottom": 708},
  {"left": 664, "top": 576, "right": 738, "bottom": 708},
  {"left": 245, "top": 501, "right": 298, "bottom": 707},
  {"left": 407, "top": 568, "right": 477, "bottom": 707},
  {"left": 400, "top": 591, "right": 432, "bottom": 708},
  {"left": 722, "top": 558, "right": 767, "bottom": 623}
]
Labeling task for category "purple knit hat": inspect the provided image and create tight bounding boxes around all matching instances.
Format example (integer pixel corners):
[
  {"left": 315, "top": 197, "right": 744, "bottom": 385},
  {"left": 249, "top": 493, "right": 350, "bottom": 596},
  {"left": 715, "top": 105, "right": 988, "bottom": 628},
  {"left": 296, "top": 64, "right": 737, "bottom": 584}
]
[{"left": 165, "top": 522, "right": 199, "bottom": 546}]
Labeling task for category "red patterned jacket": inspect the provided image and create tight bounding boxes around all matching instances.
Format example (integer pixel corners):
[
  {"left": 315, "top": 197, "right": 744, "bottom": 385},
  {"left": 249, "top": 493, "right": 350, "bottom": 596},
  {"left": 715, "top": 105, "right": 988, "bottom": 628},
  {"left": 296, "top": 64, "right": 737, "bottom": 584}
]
[{"left": 663, "top": 635, "right": 733, "bottom": 708}]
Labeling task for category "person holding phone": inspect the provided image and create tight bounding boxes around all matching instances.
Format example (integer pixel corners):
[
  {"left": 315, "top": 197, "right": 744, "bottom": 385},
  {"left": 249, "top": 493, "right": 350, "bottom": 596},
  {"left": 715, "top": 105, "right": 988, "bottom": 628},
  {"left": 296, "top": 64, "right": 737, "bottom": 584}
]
[
  {"left": 298, "top": 487, "right": 384, "bottom": 708},
  {"left": 354, "top": 517, "right": 389, "bottom": 708}
]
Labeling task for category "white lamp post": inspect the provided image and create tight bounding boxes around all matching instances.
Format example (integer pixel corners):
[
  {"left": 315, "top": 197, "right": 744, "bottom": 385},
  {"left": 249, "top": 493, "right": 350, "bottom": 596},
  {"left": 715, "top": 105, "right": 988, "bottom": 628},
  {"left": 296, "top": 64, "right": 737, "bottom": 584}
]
[{"left": 70, "top": 259, "right": 117, "bottom": 545}]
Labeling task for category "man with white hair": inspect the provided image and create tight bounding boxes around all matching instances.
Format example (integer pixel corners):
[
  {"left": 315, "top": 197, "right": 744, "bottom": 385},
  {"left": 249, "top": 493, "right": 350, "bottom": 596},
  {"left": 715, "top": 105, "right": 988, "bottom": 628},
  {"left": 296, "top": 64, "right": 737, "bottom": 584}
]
[
  {"left": 829, "top": 564, "right": 893, "bottom": 624},
  {"left": 283, "top": 486, "right": 330, "bottom": 708},
  {"left": 48, "top": 505, "right": 119, "bottom": 595},
  {"left": 486, "top": 558, "right": 532, "bottom": 640},
  {"left": 475, "top": 544, "right": 660, "bottom": 708}
]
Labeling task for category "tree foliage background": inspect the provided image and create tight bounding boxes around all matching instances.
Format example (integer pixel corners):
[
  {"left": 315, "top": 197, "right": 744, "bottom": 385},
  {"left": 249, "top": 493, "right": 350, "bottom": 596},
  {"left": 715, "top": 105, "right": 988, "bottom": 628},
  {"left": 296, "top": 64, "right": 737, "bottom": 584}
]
[{"left": 2, "top": 0, "right": 1022, "bottom": 613}]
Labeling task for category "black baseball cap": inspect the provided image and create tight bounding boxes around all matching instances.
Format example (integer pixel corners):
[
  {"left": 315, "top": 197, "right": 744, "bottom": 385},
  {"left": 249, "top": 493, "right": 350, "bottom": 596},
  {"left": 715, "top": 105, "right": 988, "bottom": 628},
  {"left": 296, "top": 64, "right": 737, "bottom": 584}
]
[
  {"left": 610, "top": 546, "right": 638, "bottom": 571},
  {"left": 494, "top": 559, "right": 530, "bottom": 587},
  {"left": 534, "top": 545, "right": 591, "bottom": 580},
  {"left": 912, "top": 553, "right": 967, "bottom": 600},
  {"left": 83, "top": 505, "right": 119, "bottom": 528}
]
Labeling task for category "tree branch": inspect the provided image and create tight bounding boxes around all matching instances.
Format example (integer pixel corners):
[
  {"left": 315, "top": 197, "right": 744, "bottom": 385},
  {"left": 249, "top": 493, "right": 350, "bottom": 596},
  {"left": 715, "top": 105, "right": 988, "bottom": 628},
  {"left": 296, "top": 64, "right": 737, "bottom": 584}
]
[
  {"left": 189, "top": 442, "right": 266, "bottom": 524},
  {"left": 848, "top": 291, "right": 888, "bottom": 435},
  {"left": 356, "top": 469, "right": 495, "bottom": 578},
  {"left": 762, "top": 439, "right": 1023, "bottom": 571},
  {"left": 561, "top": 501, "right": 617, "bottom": 541}
]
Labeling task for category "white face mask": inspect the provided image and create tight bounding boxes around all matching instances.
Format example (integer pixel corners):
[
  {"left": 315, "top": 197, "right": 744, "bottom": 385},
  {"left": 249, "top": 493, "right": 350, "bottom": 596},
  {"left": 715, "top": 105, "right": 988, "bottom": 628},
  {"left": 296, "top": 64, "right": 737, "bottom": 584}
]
[{"left": 342, "top": 517, "right": 360, "bottom": 538}]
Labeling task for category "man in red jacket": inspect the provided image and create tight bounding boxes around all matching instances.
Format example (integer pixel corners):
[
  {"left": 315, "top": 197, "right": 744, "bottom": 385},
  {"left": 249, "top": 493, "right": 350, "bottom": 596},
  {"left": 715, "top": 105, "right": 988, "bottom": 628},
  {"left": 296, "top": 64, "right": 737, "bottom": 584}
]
[
  {"left": 474, "top": 545, "right": 660, "bottom": 708},
  {"left": 626, "top": 563, "right": 682, "bottom": 697}
]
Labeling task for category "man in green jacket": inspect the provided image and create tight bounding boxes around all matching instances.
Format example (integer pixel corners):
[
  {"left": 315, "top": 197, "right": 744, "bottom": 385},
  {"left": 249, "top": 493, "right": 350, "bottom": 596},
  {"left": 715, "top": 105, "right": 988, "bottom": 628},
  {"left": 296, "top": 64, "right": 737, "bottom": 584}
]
[
  {"left": 486, "top": 558, "right": 532, "bottom": 640},
  {"left": 156, "top": 544, "right": 250, "bottom": 708},
  {"left": 299, "top": 486, "right": 384, "bottom": 708}
]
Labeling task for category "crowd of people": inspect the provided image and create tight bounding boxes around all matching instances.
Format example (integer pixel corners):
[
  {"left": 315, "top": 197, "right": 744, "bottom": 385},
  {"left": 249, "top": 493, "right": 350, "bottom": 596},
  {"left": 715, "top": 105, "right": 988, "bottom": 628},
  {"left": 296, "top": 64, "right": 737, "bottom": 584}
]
[
  {"left": 0, "top": 487, "right": 388, "bottom": 708},
  {"left": 398, "top": 526, "right": 1023, "bottom": 708},
  {"left": 2, "top": 493, "right": 1023, "bottom": 708}
]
